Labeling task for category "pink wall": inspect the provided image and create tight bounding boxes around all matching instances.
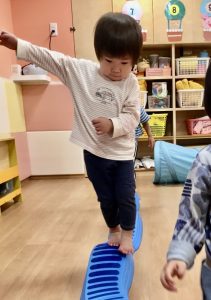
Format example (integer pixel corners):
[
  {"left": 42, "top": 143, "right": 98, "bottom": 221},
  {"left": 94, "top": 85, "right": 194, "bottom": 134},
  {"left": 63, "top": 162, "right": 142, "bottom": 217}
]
[
  {"left": 22, "top": 84, "right": 74, "bottom": 131},
  {"left": 0, "top": 0, "right": 16, "bottom": 78},
  {"left": 11, "top": 0, "right": 75, "bottom": 57},
  {"left": 10, "top": 0, "right": 75, "bottom": 132}
]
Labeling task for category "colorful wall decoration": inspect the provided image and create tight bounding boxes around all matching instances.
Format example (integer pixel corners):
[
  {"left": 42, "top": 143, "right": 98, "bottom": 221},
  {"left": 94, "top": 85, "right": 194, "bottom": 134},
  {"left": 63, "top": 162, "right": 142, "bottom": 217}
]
[
  {"left": 121, "top": 0, "right": 147, "bottom": 41},
  {"left": 201, "top": 0, "right": 211, "bottom": 40},
  {"left": 165, "top": 0, "right": 186, "bottom": 42}
]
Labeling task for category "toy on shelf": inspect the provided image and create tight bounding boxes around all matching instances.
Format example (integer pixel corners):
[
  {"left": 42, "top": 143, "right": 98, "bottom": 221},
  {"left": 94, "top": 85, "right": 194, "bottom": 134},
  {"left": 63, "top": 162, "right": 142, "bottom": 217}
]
[{"left": 137, "top": 58, "right": 150, "bottom": 76}]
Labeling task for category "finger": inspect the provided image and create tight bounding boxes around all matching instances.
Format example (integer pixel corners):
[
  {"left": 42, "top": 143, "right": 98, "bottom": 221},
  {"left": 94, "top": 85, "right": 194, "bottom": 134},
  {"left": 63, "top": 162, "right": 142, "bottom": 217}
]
[
  {"left": 177, "top": 264, "right": 186, "bottom": 279},
  {"left": 161, "top": 274, "right": 177, "bottom": 292},
  {"left": 92, "top": 118, "right": 100, "bottom": 125},
  {"left": 96, "top": 131, "right": 103, "bottom": 135},
  {"left": 93, "top": 125, "right": 101, "bottom": 131}
]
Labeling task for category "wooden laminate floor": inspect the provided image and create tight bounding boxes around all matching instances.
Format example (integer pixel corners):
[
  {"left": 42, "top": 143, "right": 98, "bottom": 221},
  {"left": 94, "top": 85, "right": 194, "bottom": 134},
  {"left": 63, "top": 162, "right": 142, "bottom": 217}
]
[{"left": 0, "top": 172, "right": 204, "bottom": 300}]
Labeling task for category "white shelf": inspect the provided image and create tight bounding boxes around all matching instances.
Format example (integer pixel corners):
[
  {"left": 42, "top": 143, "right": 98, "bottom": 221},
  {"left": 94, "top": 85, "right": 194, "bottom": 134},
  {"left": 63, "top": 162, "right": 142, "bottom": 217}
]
[
  {"left": 12, "top": 75, "right": 51, "bottom": 85},
  {"left": 175, "top": 74, "right": 205, "bottom": 79},
  {"left": 176, "top": 107, "right": 205, "bottom": 111}
]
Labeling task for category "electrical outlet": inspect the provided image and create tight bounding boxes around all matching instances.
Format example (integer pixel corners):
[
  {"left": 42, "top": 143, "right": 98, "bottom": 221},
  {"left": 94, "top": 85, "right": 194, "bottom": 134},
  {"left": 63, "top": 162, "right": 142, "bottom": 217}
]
[{"left": 49, "top": 23, "right": 58, "bottom": 36}]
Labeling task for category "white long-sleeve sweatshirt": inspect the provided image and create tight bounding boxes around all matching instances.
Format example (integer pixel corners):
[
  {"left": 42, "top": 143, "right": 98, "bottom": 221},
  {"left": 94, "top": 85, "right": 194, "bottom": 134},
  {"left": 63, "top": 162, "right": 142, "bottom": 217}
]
[{"left": 17, "top": 39, "right": 140, "bottom": 160}]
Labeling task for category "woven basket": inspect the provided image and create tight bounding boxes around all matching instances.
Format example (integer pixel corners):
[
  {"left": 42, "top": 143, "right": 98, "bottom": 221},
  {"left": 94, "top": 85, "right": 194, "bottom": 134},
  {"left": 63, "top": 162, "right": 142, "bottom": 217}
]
[
  {"left": 177, "top": 89, "right": 204, "bottom": 108},
  {"left": 176, "top": 57, "right": 209, "bottom": 75}
]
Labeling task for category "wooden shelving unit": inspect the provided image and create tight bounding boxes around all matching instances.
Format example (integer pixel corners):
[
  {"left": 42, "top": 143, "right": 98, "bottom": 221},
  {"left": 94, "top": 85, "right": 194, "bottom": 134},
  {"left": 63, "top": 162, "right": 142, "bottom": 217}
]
[
  {"left": 0, "top": 138, "right": 22, "bottom": 213},
  {"left": 135, "top": 43, "right": 211, "bottom": 171}
]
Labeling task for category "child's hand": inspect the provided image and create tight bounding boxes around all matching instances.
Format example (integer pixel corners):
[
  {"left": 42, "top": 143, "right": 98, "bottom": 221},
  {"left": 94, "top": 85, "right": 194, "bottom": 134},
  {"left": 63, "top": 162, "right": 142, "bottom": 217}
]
[
  {"left": 0, "top": 31, "right": 18, "bottom": 50},
  {"left": 160, "top": 260, "right": 187, "bottom": 292},
  {"left": 148, "top": 135, "right": 155, "bottom": 149},
  {"left": 92, "top": 117, "right": 113, "bottom": 135}
]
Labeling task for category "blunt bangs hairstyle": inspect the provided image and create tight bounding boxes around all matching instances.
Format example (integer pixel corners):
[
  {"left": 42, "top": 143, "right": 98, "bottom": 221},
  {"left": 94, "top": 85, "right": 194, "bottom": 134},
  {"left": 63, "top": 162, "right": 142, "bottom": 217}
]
[
  {"left": 204, "top": 63, "right": 211, "bottom": 118},
  {"left": 94, "top": 12, "right": 143, "bottom": 65}
]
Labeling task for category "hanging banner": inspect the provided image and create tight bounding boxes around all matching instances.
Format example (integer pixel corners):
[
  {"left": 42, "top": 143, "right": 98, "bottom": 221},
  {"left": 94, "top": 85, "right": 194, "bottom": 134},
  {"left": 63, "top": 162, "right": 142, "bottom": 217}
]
[
  {"left": 200, "top": 0, "right": 211, "bottom": 40},
  {"left": 165, "top": 0, "right": 186, "bottom": 42}
]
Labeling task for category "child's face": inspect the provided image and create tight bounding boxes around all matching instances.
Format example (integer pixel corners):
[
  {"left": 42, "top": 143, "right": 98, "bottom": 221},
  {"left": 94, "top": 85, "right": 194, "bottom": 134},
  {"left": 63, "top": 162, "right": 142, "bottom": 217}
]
[{"left": 99, "top": 55, "right": 133, "bottom": 81}]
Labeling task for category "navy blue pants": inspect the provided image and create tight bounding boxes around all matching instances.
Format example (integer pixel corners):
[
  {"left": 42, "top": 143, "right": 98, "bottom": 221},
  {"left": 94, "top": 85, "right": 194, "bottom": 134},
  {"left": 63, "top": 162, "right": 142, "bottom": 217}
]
[{"left": 84, "top": 150, "right": 136, "bottom": 231}]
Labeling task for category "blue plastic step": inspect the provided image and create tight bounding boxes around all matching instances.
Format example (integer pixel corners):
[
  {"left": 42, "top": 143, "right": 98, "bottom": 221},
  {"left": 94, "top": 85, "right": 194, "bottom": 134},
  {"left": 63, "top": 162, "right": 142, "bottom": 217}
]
[{"left": 81, "top": 193, "right": 143, "bottom": 300}]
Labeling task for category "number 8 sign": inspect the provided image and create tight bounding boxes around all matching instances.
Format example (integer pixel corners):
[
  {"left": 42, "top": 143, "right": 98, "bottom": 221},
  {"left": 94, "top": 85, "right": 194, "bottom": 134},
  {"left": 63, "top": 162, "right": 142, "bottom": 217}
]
[{"left": 169, "top": 4, "right": 180, "bottom": 16}]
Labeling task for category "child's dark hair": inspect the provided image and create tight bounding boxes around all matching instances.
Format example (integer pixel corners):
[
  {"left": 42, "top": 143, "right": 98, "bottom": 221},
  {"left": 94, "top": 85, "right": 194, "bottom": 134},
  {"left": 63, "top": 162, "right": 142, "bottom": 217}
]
[
  {"left": 204, "top": 62, "right": 211, "bottom": 118},
  {"left": 94, "top": 12, "right": 143, "bottom": 66}
]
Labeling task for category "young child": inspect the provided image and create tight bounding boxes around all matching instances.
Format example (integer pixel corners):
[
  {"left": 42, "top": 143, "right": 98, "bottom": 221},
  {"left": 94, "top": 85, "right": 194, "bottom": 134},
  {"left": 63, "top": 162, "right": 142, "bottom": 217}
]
[
  {"left": 160, "top": 63, "right": 211, "bottom": 299},
  {"left": 134, "top": 106, "right": 154, "bottom": 169},
  {"left": 0, "top": 12, "right": 143, "bottom": 254}
]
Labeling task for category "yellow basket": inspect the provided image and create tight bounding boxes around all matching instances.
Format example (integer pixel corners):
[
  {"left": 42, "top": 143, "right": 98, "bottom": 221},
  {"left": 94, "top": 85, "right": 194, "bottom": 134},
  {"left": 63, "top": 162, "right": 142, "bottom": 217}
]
[{"left": 142, "top": 113, "right": 168, "bottom": 137}]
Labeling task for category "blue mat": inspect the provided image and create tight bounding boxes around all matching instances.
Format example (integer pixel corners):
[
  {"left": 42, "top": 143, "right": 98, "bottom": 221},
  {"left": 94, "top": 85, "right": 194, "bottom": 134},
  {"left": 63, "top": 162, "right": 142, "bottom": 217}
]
[{"left": 80, "top": 192, "right": 143, "bottom": 300}]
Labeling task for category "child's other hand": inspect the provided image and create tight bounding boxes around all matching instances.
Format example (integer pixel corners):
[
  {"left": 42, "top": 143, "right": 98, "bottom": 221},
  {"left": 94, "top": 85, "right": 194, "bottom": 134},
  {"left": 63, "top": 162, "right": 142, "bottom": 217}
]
[
  {"left": 0, "top": 31, "right": 17, "bottom": 50},
  {"left": 160, "top": 260, "right": 187, "bottom": 292},
  {"left": 148, "top": 136, "right": 155, "bottom": 149},
  {"left": 92, "top": 117, "right": 113, "bottom": 135}
]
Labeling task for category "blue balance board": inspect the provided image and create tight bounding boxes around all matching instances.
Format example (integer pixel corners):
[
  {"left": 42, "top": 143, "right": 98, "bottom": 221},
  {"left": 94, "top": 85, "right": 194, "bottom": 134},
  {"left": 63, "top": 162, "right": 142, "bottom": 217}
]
[{"left": 80, "top": 192, "right": 143, "bottom": 300}]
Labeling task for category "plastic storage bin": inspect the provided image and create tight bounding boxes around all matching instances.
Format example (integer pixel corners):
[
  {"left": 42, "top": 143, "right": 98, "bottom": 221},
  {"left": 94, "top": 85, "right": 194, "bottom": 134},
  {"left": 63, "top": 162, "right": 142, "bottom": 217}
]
[
  {"left": 186, "top": 117, "right": 211, "bottom": 135},
  {"left": 176, "top": 57, "right": 210, "bottom": 75},
  {"left": 148, "top": 95, "right": 170, "bottom": 109},
  {"left": 145, "top": 68, "right": 171, "bottom": 77},
  {"left": 177, "top": 89, "right": 204, "bottom": 107}
]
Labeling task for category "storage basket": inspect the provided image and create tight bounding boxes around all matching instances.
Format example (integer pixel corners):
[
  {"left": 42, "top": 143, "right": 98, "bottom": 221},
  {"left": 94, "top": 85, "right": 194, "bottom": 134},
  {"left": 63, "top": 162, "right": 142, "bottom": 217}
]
[
  {"left": 142, "top": 113, "right": 168, "bottom": 137},
  {"left": 176, "top": 57, "right": 210, "bottom": 75},
  {"left": 140, "top": 91, "right": 148, "bottom": 108},
  {"left": 177, "top": 89, "right": 204, "bottom": 107},
  {"left": 186, "top": 117, "right": 211, "bottom": 135},
  {"left": 145, "top": 68, "right": 171, "bottom": 77},
  {"left": 148, "top": 95, "right": 170, "bottom": 109}
]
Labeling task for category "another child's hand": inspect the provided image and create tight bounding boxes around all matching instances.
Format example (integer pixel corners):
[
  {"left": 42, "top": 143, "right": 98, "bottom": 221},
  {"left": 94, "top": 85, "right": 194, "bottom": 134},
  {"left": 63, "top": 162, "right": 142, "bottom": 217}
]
[
  {"left": 160, "top": 260, "right": 187, "bottom": 292},
  {"left": 148, "top": 135, "right": 155, "bottom": 149},
  {"left": 0, "top": 31, "right": 18, "bottom": 50},
  {"left": 92, "top": 117, "right": 113, "bottom": 135}
]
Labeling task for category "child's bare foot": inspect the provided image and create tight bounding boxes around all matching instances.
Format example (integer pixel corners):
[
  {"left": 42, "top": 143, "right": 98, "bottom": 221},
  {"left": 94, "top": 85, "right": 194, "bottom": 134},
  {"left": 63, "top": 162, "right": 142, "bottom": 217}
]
[
  {"left": 108, "top": 226, "right": 121, "bottom": 246},
  {"left": 118, "top": 230, "right": 134, "bottom": 254}
]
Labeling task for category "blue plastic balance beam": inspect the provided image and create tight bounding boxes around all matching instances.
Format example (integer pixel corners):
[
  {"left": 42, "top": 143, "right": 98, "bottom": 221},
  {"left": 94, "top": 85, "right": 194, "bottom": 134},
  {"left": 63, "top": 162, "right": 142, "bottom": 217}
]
[{"left": 80, "top": 192, "right": 143, "bottom": 300}]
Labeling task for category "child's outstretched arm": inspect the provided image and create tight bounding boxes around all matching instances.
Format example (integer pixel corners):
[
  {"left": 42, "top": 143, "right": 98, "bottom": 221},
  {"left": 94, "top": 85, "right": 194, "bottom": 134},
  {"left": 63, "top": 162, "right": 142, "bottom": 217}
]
[
  {"left": 160, "top": 260, "right": 187, "bottom": 292},
  {"left": 0, "top": 32, "right": 75, "bottom": 85},
  {"left": 0, "top": 31, "right": 17, "bottom": 50}
]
